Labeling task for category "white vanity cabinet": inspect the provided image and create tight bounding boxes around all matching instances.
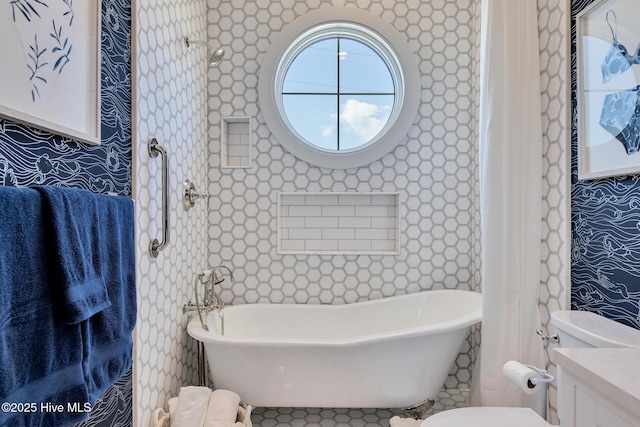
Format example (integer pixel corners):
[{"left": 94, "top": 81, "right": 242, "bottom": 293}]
[{"left": 555, "top": 348, "right": 640, "bottom": 427}]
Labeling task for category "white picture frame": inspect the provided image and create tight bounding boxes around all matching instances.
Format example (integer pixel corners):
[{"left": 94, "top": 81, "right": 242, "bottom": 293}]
[
  {"left": 0, "top": 0, "right": 101, "bottom": 145},
  {"left": 577, "top": 0, "right": 640, "bottom": 179}
]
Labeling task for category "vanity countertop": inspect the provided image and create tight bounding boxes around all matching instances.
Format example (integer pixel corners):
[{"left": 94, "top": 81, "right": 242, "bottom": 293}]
[{"left": 554, "top": 347, "right": 640, "bottom": 417}]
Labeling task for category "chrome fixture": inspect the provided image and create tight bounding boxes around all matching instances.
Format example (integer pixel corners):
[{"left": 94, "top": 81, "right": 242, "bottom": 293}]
[
  {"left": 405, "top": 399, "right": 434, "bottom": 420},
  {"left": 184, "top": 36, "right": 225, "bottom": 66},
  {"left": 523, "top": 362, "right": 555, "bottom": 421},
  {"left": 212, "top": 265, "right": 234, "bottom": 288},
  {"left": 536, "top": 328, "right": 559, "bottom": 344},
  {"left": 148, "top": 138, "right": 169, "bottom": 258},
  {"left": 183, "top": 266, "right": 234, "bottom": 331},
  {"left": 182, "top": 179, "right": 209, "bottom": 211}
]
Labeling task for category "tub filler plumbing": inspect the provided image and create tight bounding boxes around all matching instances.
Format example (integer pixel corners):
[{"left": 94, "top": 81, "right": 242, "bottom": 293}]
[
  {"left": 183, "top": 266, "right": 234, "bottom": 385},
  {"left": 183, "top": 266, "right": 234, "bottom": 331},
  {"left": 405, "top": 399, "right": 435, "bottom": 419}
]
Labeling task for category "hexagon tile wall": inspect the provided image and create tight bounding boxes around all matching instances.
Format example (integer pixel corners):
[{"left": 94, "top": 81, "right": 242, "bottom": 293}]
[
  {"left": 538, "top": 0, "right": 570, "bottom": 423},
  {"left": 207, "top": 0, "right": 480, "bottom": 401},
  {"left": 129, "top": 0, "right": 569, "bottom": 425},
  {"left": 134, "top": 1, "right": 210, "bottom": 426},
  {"left": 203, "top": 0, "right": 569, "bottom": 425}
]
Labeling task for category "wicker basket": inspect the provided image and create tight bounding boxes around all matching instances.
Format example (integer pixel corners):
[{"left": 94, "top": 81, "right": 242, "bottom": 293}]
[{"left": 151, "top": 402, "right": 253, "bottom": 427}]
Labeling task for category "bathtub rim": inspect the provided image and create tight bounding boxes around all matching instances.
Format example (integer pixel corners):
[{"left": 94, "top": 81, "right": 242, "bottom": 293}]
[{"left": 187, "top": 289, "right": 481, "bottom": 347}]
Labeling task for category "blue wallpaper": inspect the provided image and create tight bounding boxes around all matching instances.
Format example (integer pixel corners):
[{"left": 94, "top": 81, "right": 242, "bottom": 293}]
[
  {"left": 0, "top": 0, "right": 133, "bottom": 426},
  {"left": 571, "top": 0, "right": 640, "bottom": 329},
  {"left": 0, "top": 0, "right": 132, "bottom": 196}
]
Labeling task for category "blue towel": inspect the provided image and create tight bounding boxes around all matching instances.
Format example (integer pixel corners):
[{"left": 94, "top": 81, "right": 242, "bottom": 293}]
[
  {"left": 1, "top": 186, "right": 136, "bottom": 426},
  {"left": 34, "top": 186, "right": 112, "bottom": 324},
  {"left": 35, "top": 186, "right": 136, "bottom": 403},
  {"left": 0, "top": 186, "right": 90, "bottom": 427},
  {"left": 79, "top": 191, "right": 136, "bottom": 403}
]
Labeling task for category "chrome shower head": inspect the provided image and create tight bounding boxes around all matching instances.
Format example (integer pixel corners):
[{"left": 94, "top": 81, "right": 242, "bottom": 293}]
[
  {"left": 184, "top": 36, "right": 225, "bottom": 66},
  {"left": 207, "top": 47, "right": 225, "bottom": 66}
]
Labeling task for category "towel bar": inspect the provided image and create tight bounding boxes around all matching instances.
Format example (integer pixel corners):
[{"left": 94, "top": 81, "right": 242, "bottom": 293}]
[{"left": 149, "top": 138, "right": 169, "bottom": 258}]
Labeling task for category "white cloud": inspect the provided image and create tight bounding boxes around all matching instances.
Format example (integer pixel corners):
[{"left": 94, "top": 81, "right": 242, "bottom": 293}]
[
  {"left": 339, "top": 99, "right": 391, "bottom": 142},
  {"left": 321, "top": 124, "right": 335, "bottom": 137}
]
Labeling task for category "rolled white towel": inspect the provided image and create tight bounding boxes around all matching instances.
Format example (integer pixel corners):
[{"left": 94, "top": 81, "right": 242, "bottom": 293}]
[
  {"left": 203, "top": 389, "right": 241, "bottom": 427},
  {"left": 171, "top": 386, "right": 212, "bottom": 427},
  {"left": 389, "top": 415, "right": 424, "bottom": 427}
]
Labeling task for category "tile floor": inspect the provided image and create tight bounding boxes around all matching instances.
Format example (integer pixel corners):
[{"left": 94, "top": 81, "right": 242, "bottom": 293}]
[{"left": 251, "top": 389, "right": 469, "bottom": 426}]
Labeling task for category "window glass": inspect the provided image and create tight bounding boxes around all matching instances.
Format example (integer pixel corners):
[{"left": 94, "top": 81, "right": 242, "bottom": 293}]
[
  {"left": 338, "top": 38, "right": 394, "bottom": 94},
  {"left": 338, "top": 95, "right": 394, "bottom": 150},
  {"left": 280, "top": 31, "right": 397, "bottom": 151},
  {"left": 282, "top": 38, "right": 337, "bottom": 94},
  {"left": 282, "top": 94, "right": 337, "bottom": 149}
]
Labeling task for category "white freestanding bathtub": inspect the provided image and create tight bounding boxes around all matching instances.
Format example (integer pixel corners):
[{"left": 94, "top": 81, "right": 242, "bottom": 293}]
[{"left": 187, "top": 290, "right": 481, "bottom": 408}]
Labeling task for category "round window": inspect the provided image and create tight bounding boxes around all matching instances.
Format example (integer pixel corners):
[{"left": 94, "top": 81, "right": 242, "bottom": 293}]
[
  {"left": 259, "top": 8, "right": 420, "bottom": 169},
  {"left": 279, "top": 24, "right": 399, "bottom": 152}
]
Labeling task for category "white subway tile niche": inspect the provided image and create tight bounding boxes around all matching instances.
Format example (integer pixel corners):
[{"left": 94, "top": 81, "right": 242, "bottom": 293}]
[
  {"left": 278, "top": 192, "right": 400, "bottom": 255},
  {"left": 221, "top": 116, "right": 251, "bottom": 168}
]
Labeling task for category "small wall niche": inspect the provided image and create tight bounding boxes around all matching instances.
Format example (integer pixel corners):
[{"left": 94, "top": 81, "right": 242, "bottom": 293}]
[
  {"left": 221, "top": 116, "right": 252, "bottom": 168},
  {"left": 278, "top": 192, "right": 400, "bottom": 255}
]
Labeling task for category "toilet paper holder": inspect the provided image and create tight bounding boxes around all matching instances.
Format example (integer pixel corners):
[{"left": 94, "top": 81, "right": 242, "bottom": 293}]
[
  {"left": 524, "top": 364, "right": 555, "bottom": 387},
  {"left": 524, "top": 363, "right": 554, "bottom": 422},
  {"left": 503, "top": 361, "right": 555, "bottom": 420}
]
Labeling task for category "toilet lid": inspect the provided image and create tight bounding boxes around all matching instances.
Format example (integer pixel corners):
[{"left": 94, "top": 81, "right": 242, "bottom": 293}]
[{"left": 420, "top": 407, "right": 551, "bottom": 427}]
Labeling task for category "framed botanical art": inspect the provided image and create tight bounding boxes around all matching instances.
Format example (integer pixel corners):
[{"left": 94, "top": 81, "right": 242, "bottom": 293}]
[
  {"left": 0, "top": 1, "right": 101, "bottom": 145},
  {"left": 577, "top": 0, "right": 640, "bottom": 179}
]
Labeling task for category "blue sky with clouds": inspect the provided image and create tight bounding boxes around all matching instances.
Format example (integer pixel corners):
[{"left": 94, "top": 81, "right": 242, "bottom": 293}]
[{"left": 282, "top": 37, "right": 395, "bottom": 150}]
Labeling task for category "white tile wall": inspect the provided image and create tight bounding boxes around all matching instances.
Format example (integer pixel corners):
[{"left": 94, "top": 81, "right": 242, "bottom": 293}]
[
  {"left": 204, "top": 0, "right": 569, "bottom": 425},
  {"left": 206, "top": 0, "right": 481, "bottom": 416},
  {"left": 538, "top": 0, "right": 570, "bottom": 422},
  {"left": 128, "top": 0, "right": 570, "bottom": 425},
  {"left": 134, "top": 1, "right": 209, "bottom": 426},
  {"left": 278, "top": 193, "right": 400, "bottom": 254}
]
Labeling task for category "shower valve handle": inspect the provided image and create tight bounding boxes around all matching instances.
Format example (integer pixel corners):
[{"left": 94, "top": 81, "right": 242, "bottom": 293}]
[{"left": 183, "top": 179, "right": 209, "bottom": 211}]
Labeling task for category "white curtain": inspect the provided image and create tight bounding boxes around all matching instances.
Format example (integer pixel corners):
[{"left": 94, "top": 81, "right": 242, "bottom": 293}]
[{"left": 472, "top": 0, "right": 546, "bottom": 413}]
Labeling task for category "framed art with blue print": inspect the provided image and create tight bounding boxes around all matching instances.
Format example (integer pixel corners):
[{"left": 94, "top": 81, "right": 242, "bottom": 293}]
[
  {"left": 0, "top": 1, "right": 101, "bottom": 145},
  {"left": 577, "top": 0, "right": 640, "bottom": 179}
]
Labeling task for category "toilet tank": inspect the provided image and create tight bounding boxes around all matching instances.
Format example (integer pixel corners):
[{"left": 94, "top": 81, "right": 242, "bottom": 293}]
[{"left": 550, "top": 310, "right": 640, "bottom": 348}]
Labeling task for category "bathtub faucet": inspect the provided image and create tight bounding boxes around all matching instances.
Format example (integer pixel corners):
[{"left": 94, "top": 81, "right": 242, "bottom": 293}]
[
  {"left": 183, "top": 266, "right": 233, "bottom": 331},
  {"left": 210, "top": 265, "right": 234, "bottom": 310}
]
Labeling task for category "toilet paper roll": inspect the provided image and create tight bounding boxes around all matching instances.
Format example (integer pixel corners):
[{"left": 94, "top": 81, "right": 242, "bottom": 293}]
[{"left": 502, "top": 360, "right": 541, "bottom": 395}]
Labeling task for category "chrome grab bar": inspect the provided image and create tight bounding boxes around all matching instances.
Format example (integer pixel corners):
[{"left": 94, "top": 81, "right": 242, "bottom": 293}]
[{"left": 149, "top": 138, "right": 169, "bottom": 258}]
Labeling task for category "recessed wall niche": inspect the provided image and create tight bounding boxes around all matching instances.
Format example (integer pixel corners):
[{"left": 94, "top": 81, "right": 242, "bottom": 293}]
[
  {"left": 278, "top": 192, "right": 400, "bottom": 255},
  {"left": 221, "top": 116, "right": 252, "bottom": 168}
]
